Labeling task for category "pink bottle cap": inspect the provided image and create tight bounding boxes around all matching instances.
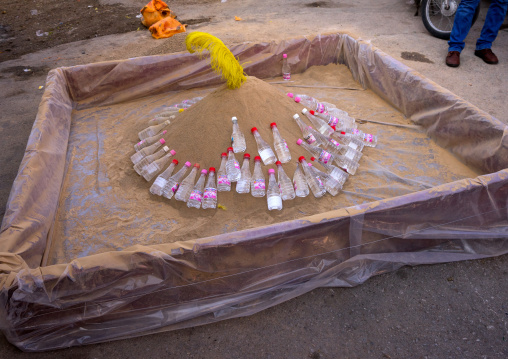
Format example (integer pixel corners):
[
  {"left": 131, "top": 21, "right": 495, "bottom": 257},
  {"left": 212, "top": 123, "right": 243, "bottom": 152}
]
[
  {"left": 194, "top": 163, "right": 200, "bottom": 168},
  {"left": 251, "top": 127, "right": 258, "bottom": 133},
  {"left": 137, "top": 140, "right": 144, "bottom": 145},
  {"left": 160, "top": 138, "right": 166, "bottom": 144},
  {"left": 201, "top": 169, "right": 208, "bottom": 175},
  {"left": 298, "top": 156, "right": 306, "bottom": 162},
  {"left": 209, "top": 167, "right": 216, "bottom": 172},
  {"left": 244, "top": 153, "right": 251, "bottom": 159},
  {"left": 294, "top": 96, "right": 301, "bottom": 103},
  {"left": 268, "top": 169, "right": 275, "bottom": 174},
  {"left": 296, "top": 139, "right": 303, "bottom": 145},
  {"left": 308, "top": 163, "right": 313, "bottom": 167},
  {"left": 162, "top": 130, "right": 167, "bottom": 134},
  {"left": 185, "top": 161, "right": 192, "bottom": 167},
  {"left": 227, "top": 147, "right": 234, "bottom": 152},
  {"left": 221, "top": 152, "right": 227, "bottom": 157},
  {"left": 275, "top": 161, "right": 281, "bottom": 166},
  {"left": 287, "top": 93, "right": 294, "bottom": 98},
  {"left": 254, "top": 156, "right": 261, "bottom": 161},
  {"left": 283, "top": 54, "right": 287, "bottom": 58},
  {"left": 270, "top": 122, "right": 277, "bottom": 128},
  {"left": 172, "top": 159, "right": 179, "bottom": 165},
  {"left": 170, "top": 149, "right": 176, "bottom": 155}
]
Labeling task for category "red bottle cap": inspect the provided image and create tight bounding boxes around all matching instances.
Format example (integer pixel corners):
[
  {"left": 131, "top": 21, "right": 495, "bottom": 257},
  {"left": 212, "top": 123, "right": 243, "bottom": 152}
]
[
  {"left": 221, "top": 152, "right": 227, "bottom": 157},
  {"left": 310, "top": 157, "right": 316, "bottom": 161},
  {"left": 275, "top": 161, "right": 282, "bottom": 166},
  {"left": 251, "top": 127, "right": 258, "bottom": 133},
  {"left": 194, "top": 163, "right": 200, "bottom": 168},
  {"left": 309, "top": 110, "right": 315, "bottom": 115},
  {"left": 254, "top": 156, "right": 261, "bottom": 161},
  {"left": 244, "top": 153, "right": 251, "bottom": 159},
  {"left": 331, "top": 126, "right": 336, "bottom": 131},
  {"left": 172, "top": 159, "right": 179, "bottom": 165},
  {"left": 341, "top": 131, "right": 346, "bottom": 135},
  {"left": 298, "top": 156, "right": 306, "bottom": 162},
  {"left": 270, "top": 122, "right": 277, "bottom": 128},
  {"left": 209, "top": 167, "right": 216, "bottom": 172},
  {"left": 227, "top": 147, "right": 234, "bottom": 152}
]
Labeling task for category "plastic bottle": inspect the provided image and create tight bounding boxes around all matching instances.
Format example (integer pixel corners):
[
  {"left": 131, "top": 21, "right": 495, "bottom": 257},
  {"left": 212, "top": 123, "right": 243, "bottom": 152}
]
[
  {"left": 134, "top": 146, "right": 170, "bottom": 175},
  {"left": 187, "top": 169, "right": 208, "bottom": 209},
  {"left": 148, "top": 115, "right": 176, "bottom": 126},
  {"left": 236, "top": 154, "right": 251, "bottom": 194},
  {"left": 298, "top": 156, "right": 326, "bottom": 198},
  {"left": 231, "top": 116, "right": 246, "bottom": 153},
  {"left": 325, "top": 137, "right": 363, "bottom": 163},
  {"left": 134, "top": 130, "right": 167, "bottom": 152},
  {"left": 292, "top": 114, "right": 325, "bottom": 147},
  {"left": 251, "top": 156, "right": 266, "bottom": 197},
  {"left": 342, "top": 129, "right": 378, "bottom": 147},
  {"left": 294, "top": 95, "right": 329, "bottom": 113},
  {"left": 138, "top": 120, "right": 170, "bottom": 141},
  {"left": 172, "top": 103, "right": 192, "bottom": 109},
  {"left": 310, "top": 110, "right": 356, "bottom": 131},
  {"left": 226, "top": 147, "right": 241, "bottom": 182},
  {"left": 217, "top": 152, "right": 231, "bottom": 192},
  {"left": 150, "top": 159, "right": 178, "bottom": 196},
  {"left": 308, "top": 163, "right": 341, "bottom": 196},
  {"left": 332, "top": 154, "right": 360, "bottom": 175},
  {"left": 270, "top": 122, "right": 291, "bottom": 163},
  {"left": 276, "top": 161, "right": 295, "bottom": 201},
  {"left": 175, "top": 163, "right": 200, "bottom": 202},
  {"left": 251, "top": 127, "right": 276, "bottom": 165},
  {"left": 301, "top": 108, "right": 334, "bottom": 137},
  {"left": 282, "top": 53, "right": 290, "bottom": 81},
  {"left": 332, "top": 132, "right": 365, "bottom": 152},
  {"left": 267, "top": 169, "right": 283, "bottom": 211},
  {"left": 155, "top": 107, "right": 180, "bottom": 118},
  {"left": 141, "top": 149, "right": 176, "bottom": 181},
  {"left": 202, "top": 167, "right": 218, "bottom": 209},
  {"left": 162, "top": 161, "right": 192, "bottom": 199},
  {"left": 293, "top": 162, "right": 309, "bottom": 198},
  {"left": 310, "top": 157, "right": 349, "bottom": 187},
  {"left": 131, "top": 138, "right": 166, "bottom": 165},
  {"left": 296, "top": 138, "right": 335, "bottom": 165},
  {"left": 181, "top": 96, "right": 204, "bottom": 105}
]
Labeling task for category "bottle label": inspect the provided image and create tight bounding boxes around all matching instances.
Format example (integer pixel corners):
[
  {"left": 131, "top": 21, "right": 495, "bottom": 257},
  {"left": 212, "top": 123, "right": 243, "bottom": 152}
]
[
  {"left": 304, "top": 134, "right": 316, "bottom": 144},
  {"left": 204, "top": 187, "right": 217, "bottom": 200},
  {"left": 318, "top": 150, "right": 332, "bottom": 164},
  {"left": 283, "top": 73, "right": 291, "bottom": 80},
  {"left": 189, "top": 190, "right": 203, "bottom": 202},
  {"left": 171, "top": 182, "right": 180, "bottom": 193},
  {"left": 234, "top": 161, "right": 240, "bottom": 170},
  {"left": 218, "top": 175, "right": 231, "bottom": 186},
  {"left": 284, "top": 140, "right": 289, "bottom": 149},
  {"left": 259, "top": 148, "right": 273, "bottom": 163},
  {"left": 316, "top": 103, "right": 326, "bottom": 113},
  {"left": 349, "top": 142, "right": 359, "bottom": 151},
  {"left": 329, "top": 139, "right": 341, "bottom": 148},
  {"left": 352, "top": 129, "right": 360, "bottom": 135},
  {"left": 364, "top": 134, "right": 374, "bottom": 143},
  {"left": 153, "top": 177, "right": 168, "bottom": 189},
  {"left": 253, "top": 179, "right": 265, "bottom": 190},
  {"left": 268, "top": 196, "right": 282, "bottom": 208},
  {"left": 328, "top": 116, "right": 339, "bottom": 127}
]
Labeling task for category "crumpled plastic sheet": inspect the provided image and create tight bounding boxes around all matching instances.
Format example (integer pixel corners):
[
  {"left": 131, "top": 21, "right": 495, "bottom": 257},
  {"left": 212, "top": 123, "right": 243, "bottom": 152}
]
[{"left": 0, "top": 33, "right": 507, "bottom": 352}]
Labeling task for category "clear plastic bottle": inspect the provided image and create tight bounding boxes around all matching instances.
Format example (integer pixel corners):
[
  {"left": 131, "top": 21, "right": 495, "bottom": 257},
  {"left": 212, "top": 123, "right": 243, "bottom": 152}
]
[
  {"left": 308, "top": 163, "right": 341, "bottom": 196},
  {"left": 332, "top": 154, "right": 360, "bottom": 175},
  {"left": 171, "top": 103, "right": 192, "bottom": 109},
  {"left": 293, "top": 162, "right": 309, "bottom": 198},
  {"left": 310, "top": 110, "right": 356, "bottom": 131},
  {"left": 226, "top": 147, "right": 241, "bottom": 182},
  {"left": 294, "top": 95, "right": 329, "bottom": 113},
  {"left": 141, "top": 149, "right": 176, "bottom": 181},
  {"left": 310, "top": 157, "right": 349, "bottom": 187},
  {"left": 131, "top": 138, "right": 166, "bottom": 165},
  {"left": 202, "top": 167, "right": 218, "bottom": 209},
  {"left": 162, "top": 161, "right": 191, "bottom": 199},
  {"left": 292, "top": 114, "right": 326, "bottom": 147},
  {"left": 187, "top": 169, "right": 208, "bottom": 209},
  {"left": 282, "top": 53, "right": 290, "bottom": 81},
  {"left": 236, "top": 154, "right": 251, "bottom": 194},
  {"left": 267, "top": 169, "right": 283, "bottom": 211},
  {"left": 181, "top": 96, "right": 204, "bottom": 105},
  {"left": 148, "top": 115, "right": 176, "bottom": 126},
  {"left": 251, "top": 127, "right": 276, "bottom": 165},
  {"left": 251, "top": 156, "right": 266, "bottom": 197},
  {"left": 342, "top": 129, "right": 378, "bottom": 147},
  {"left": 138, "top": 120, "right": 170, "bottom": 140},
  {"left": 231, "top": 116, "right": 246, "bottom": 153},
  {"left": 134, "top": 130, "right": 167, "bottom": 152},
  {"left": 270, "top": 122, "right": 291, "bottom": 163},
  {"left": 175, "top": 163, "right": 200, "bottom": 202},
  {"left": 296, "top": 138, "right": 335, "bottom": 166},
  {"left": 150, "top": 159, "right": 179, "bottom": 196},
  {"left": 325, "top": 137, "right": 363, "bottom": 163},
  {"left": 298, "top": 156, "right": 326, "bottom": 198},
  {"left": 154, "top": 107, "right": 180, "bottom": 118},
  {"left": 301, "top": 108, "right": 334, "bottom": 137},
  {"left": 276, "top": 161, "right": 295, "bottom": 201},
  {"left": 217, "top": 152, "right": 231, "bottom": 192},
  {"left": 332, "top": 132, "right": 365, "bottom": 152},
  {"left": 134, "top": 146, "right": 170, "bottom": 175}
]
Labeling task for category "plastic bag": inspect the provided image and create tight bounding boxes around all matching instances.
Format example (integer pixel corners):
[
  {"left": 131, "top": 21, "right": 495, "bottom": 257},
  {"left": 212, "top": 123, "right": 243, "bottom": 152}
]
[
  {"left": 149, "top": 17, "right": 186, "bottom": 39},
  {"left": 140, "top": 0, "right": 175, "bottom": 28}
]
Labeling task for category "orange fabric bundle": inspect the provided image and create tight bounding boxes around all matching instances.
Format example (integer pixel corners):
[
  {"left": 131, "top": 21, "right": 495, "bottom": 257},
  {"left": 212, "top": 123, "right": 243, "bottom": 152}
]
[
  {"left": 140, "top": 0, "right": 175, "bottom": 28},
  {"left": 149, "top": 17, "right": 187, "bottom": 39}
]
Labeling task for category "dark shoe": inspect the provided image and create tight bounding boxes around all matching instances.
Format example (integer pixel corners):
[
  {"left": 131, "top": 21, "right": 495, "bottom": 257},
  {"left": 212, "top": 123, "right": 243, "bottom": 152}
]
[
  {"left": 474, "top": 48, "right": 499, "bottom": 64},
  {"left": 446, "top": 51, "right": 460, "bottom": 67}
]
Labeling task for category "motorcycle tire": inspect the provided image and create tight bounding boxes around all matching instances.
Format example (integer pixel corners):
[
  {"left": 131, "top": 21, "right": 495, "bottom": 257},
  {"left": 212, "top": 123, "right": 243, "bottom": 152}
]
[{"left": 421, "top": 0, "right": 480, "bottom": 40}]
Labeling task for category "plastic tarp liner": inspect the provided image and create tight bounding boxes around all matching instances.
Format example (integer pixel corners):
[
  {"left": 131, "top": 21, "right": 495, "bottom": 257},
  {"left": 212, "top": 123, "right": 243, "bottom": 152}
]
[{"left": 0, "top": 33, "right": 507, "bottom": 351}]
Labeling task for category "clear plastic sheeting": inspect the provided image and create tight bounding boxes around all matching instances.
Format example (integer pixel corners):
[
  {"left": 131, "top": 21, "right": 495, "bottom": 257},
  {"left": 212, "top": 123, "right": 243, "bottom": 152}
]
[{"left": 0, "top": 33, "right": 507, "bottom": 352}]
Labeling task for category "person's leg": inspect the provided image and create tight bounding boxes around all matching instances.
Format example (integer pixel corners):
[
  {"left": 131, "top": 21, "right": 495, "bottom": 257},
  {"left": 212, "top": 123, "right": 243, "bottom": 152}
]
[
  {"left": 448, "top": 0, "right": 482, "bottom": 52},
  {"left": 475, "top": 0, "right": 508, "bottom": 50}
]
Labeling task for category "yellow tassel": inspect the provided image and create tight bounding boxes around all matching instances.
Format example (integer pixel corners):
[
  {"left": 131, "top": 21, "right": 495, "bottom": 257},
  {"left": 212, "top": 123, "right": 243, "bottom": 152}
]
[{"left": 186, "top": 32, "right": 246, "bottom": 89}]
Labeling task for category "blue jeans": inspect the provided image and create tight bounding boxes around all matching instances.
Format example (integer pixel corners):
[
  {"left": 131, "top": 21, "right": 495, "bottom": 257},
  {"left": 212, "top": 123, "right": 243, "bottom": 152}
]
[{"left": 448, "top": 0, "right": 508, "bottom": 52}]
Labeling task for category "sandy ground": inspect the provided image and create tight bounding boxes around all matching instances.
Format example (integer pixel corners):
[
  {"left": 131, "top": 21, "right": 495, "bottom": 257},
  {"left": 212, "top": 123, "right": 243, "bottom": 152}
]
[{"left": 0, "top": 0, "right": 507, "bottom": 357}]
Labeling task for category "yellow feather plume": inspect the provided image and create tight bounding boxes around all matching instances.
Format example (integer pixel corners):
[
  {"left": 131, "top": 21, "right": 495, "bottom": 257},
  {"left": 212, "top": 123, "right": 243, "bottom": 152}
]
[{"left": 186, "top": 32, "right": 246, "bottom": 89}]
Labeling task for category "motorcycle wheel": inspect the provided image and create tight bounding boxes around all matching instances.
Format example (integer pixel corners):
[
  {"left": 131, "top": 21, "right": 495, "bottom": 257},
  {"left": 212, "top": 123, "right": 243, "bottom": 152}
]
[{"left": 421, "top": 0, "right": 480, "bottom": 40}]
